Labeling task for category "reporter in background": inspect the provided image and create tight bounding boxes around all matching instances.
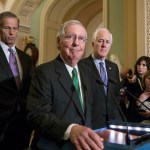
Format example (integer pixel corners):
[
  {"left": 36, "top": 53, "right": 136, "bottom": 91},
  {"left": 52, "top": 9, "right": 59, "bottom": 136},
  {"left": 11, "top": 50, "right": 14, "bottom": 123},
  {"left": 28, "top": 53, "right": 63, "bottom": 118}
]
[
  {"left": 80, "top": 27, "right": 122, "bottom": 129},
  {"left": 27, "top": 20, "right": 104, "bottom": 150},
  {"left": 136, "top": 70, "right": 150, "bottom": 124},
  {"left": 0, "top": 11, "right": 32, "bottom": 149},
  {"left": 123, "top": 56, "right": 150, "bottom": 122}
]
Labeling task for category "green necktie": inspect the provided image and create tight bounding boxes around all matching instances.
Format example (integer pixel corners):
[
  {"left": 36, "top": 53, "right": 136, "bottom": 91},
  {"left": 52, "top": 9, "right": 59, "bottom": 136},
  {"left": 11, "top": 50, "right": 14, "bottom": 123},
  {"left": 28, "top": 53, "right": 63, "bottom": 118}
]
[{"left": 72, "top": 68, "right": 84, "bottom": 111}]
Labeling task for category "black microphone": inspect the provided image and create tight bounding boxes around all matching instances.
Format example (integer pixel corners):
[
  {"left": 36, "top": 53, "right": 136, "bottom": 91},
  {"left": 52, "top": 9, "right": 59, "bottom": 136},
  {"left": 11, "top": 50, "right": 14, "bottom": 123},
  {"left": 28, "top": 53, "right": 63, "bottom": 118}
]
[
  {"left": 96, "top": 78, "right": 131, "bottom": 145},
  {"left": 95, "top": 79, "right": 106, "bottom": 94},
  {"left": 109, "top": 77, "right": 150, "bottom": 111},
  {"left": 60, "top": 85, "right": 75, "bottom": 119},
  {"left": 96, "top": 78, "right": 127, "bottom": 122},
  {"left": 108, "top": 77, "right": 150, "bottom": 145},
  {"left": 107, "top": 77, "right": 132, "bottom": 145}
]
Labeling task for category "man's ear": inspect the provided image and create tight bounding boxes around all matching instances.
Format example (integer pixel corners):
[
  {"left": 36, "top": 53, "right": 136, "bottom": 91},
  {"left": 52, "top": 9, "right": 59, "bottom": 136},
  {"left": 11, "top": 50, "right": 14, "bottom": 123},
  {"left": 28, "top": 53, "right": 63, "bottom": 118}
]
[
  {"left": 57, "top": 37, "right": 61, "bottom": 50},
  {"left": 92, "top": 42, "right": 94, "bottom": 48}
]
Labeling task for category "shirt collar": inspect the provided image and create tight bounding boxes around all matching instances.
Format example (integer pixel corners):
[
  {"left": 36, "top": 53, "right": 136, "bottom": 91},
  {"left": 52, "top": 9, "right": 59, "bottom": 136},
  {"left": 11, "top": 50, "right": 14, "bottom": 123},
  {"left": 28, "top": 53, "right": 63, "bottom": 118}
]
[
  {"left": 92, "top": 53, "right": 105, "bottom": 65},
  {"left": 0, "top": 41, "right": 16, "bottom": 53}
]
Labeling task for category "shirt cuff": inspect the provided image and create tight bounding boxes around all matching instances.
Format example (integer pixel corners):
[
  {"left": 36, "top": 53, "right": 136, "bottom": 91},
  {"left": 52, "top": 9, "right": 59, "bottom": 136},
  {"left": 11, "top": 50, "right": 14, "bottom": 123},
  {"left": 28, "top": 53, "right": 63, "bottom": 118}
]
[{"left": 63, "top": 124, "right": 78, "bottom": 140}]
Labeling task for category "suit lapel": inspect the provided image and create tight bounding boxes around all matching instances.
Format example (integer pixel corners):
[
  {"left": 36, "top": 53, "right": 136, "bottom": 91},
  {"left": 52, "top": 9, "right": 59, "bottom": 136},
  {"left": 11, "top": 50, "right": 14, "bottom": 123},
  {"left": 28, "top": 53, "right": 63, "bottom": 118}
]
[
  {"left": 86, "top": 55, "right": 100, "bottom": 80},
  {"left": 105, "top": 60, "right": 113, "bottom": 97},
  {"left": 105, "top": 60, "right": 112, "bottom": 80},
  {"left": 78, "top": 65, "right": 91, "bottom": 117},
  {"left": 55, "top": 56, "right": 85, "bottom": 119},
  {"left": 87, "top": 55, "right": 106, "bottom": 95},
  {"left": 17, "top": 48, "right": 25, "bottom": 83},
  {"left": 0, "top": 46, "right": 17, "bottom": 89},
  {"left": 0, "top": 46, "right": 13, "bottom": 77}
]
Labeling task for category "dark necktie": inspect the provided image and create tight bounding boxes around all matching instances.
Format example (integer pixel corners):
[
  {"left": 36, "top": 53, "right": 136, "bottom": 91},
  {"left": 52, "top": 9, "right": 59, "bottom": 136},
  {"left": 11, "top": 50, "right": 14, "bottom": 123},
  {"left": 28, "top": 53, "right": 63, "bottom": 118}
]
[
  {"left": 99, "top": 62, "right": 107, "bottom": 93},
  {"left": 8, "top": 48, "right": 21, "bottom": 89},
  {"left": 72, "top": 68, "right": 84, "bottom": 111}
]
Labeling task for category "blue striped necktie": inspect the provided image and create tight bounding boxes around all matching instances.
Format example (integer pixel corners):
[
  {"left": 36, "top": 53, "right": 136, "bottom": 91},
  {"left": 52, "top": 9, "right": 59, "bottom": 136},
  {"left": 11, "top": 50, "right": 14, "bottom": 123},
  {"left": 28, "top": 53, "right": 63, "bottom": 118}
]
[{"left": 99, "top": 62, "right": 107, "bottom": 93}]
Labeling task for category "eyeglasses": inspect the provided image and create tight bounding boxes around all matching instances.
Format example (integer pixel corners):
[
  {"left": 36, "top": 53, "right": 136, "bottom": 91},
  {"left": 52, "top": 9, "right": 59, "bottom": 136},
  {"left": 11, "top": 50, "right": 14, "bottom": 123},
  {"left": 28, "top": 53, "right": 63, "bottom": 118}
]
[{"left": 64, "top": 34, "right": 87, "bottom": 44}]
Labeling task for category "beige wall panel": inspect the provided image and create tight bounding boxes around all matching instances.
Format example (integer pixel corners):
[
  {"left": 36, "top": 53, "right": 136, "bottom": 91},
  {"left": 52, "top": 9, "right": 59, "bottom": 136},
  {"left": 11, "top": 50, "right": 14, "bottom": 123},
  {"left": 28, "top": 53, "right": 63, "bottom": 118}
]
[
  {"left": 124, "top": 0, "right": 136, "bottom": 69},
  {"left": 46, "top": 27, "right": 59, "bottom": 61}
]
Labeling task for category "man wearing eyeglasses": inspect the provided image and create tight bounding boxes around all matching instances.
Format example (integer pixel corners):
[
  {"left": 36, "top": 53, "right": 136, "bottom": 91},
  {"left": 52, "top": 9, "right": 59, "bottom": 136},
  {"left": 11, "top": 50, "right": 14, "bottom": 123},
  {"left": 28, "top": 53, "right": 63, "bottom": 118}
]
[
  {"left": 27, "top": 20, "right": 104, "bottom": 150},
  {"left": 80, "top": 28, "right": 122, "bottom": 129}
]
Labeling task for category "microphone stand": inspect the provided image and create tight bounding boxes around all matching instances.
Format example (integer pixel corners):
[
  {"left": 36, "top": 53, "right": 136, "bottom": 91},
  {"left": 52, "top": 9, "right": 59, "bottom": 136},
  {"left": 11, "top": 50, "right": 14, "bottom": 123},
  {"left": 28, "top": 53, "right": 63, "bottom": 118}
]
[
  {"left": 109, "top": 78, "right": 150, "bottom": 111},
  {"left": 60, "top": 85, "right": 75, "bottom": 119},
  {"left": 96, "top": 79, "right": 131, "bottom": 145},
  {"left": 109, "top": 77, "right": 150, "bottom": 145},
  {"left": 124, "top": 87, "right": 150, "bottom": 111}
]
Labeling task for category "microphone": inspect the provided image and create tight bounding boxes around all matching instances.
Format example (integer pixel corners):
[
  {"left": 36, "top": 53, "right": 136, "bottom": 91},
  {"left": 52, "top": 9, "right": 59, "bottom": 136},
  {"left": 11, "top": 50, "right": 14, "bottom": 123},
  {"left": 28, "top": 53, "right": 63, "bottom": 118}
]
[
  {"left": 96, "top": 78, "right": 127, "bottom": 122},
  {"left": 95, "top": 79, "right": 108, "bottom": 100},
  {"left": 108, "top": 77, "right": 150, "bottom": 145},
  {"left": 60, "top": 85, "right": 75, "bottom": 119},
  {"left": 96, "top": 78, "right": 131, "bottom": 145},
  {"left": 109, "top": 77, "right": 150, "bottom": 111}
]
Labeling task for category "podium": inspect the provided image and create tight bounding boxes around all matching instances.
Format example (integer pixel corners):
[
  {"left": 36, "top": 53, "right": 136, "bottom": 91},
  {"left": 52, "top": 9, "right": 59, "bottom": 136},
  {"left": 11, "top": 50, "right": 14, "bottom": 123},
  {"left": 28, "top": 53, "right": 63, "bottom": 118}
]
[{"left": 95, "top": 122, "right": 150, "bottom": 150}]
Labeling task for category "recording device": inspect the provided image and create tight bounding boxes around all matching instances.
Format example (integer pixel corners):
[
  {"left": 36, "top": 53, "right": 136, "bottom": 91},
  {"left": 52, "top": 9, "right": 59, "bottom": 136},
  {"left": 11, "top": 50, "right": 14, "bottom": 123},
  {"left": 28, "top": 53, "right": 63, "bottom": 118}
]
[
  {"left": 138, "top": 109, "right": 146, "bottom": 112},
  {"left": 127, "top": 69, "right": 133, "bottom": 79},
  {"left": 109, "top": 77, "right": 150, "bottom": 111}
]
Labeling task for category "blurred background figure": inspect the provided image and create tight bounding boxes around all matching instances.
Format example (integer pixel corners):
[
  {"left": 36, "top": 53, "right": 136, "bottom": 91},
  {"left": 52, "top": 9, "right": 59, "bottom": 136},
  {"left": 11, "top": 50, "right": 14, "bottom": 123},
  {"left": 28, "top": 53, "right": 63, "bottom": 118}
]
[
  {"left": 136, "top": 70, "right": 150, "bottom": 124},
  {"left": 24, "top": 36, "right": 39, "bottom": 70},
  {"left": 120, "top": 67, "right": 133, "bottom": 118},
  {"left": 120, "top": 67, "right": 133, "bottom": 82},
  {"left": 122, "top": 56, "right": 150, "bottom": 122},
  {"left": 109, "top": 54, "right": 122, "bottom": 80}
]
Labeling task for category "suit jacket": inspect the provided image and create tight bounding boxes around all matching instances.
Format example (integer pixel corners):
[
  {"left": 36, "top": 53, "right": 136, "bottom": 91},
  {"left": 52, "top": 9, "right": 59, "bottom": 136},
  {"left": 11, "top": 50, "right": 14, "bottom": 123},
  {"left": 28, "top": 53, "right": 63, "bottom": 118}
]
[
  {"left": 0, "top": 46, "right": 32, "bottom": 149},
  {"left": 27, "top": 55, "right": 98, "bottom": 150},
  {"left": 80, "top": 55, "right": 122, "bottom": 129}
]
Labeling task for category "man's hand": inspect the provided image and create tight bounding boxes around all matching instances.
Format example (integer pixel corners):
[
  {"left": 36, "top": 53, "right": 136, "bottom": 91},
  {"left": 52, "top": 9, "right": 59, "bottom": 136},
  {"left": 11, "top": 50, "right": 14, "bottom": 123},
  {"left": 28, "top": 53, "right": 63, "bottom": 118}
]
[{"left": 70, "top": 125, "right": 104, "bottom": 150}]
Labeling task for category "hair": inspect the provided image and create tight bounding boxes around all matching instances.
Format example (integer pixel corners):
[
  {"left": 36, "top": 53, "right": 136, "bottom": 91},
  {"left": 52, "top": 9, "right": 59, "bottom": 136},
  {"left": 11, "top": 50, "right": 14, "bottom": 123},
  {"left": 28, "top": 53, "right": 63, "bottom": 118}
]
[
  {"left": 24, "top": 43, "right": 39, "bottom": 69},
  {"left": 142, "top": 70, "right": 150, "bottom": 88},
  {"left": 0, "top": 11, "right": 20, "bottom": 28},
  {"left": 92, "top": 27, "right": 113, "bottom": 43},
  {"left": 134, "top": 56, "right": 150, "bottom": 75},
  {"left": 56, "top": 20, "right": 87, "bottom": 39}
]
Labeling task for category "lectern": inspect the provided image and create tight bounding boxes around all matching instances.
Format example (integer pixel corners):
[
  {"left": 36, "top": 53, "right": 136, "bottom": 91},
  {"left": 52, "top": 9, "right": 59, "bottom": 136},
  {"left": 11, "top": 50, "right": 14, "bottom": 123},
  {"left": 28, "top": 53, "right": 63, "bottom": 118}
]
[{"left": 95, "top": 122, "right": 150, "bottom": 150}]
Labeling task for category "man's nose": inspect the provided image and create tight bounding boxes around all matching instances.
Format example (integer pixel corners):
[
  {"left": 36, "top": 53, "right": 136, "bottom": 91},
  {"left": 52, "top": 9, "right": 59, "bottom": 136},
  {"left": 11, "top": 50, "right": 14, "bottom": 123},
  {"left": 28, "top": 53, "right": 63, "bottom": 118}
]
[{"left": 72, "top": 37, "right": 80, "bottom": 45}]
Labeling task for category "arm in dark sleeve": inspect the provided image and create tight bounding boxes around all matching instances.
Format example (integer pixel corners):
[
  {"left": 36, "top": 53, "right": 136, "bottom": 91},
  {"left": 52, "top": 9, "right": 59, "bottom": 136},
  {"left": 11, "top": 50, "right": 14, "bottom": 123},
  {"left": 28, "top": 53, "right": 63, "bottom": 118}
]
[{"left": 27, "top": 65, "right": 70, "bottom": 140}]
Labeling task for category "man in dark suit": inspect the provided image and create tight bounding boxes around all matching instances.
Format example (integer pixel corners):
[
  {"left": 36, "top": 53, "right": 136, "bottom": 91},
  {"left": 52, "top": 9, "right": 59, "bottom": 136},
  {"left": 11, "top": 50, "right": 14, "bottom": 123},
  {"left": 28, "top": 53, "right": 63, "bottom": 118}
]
[
  {"left": 0, "top": 11, "right": 32, "bottom": 149},
  {"left": 27, "top": 20, "right": 104, "bottom": 150},
  {"left": 80, "top": 28, "right": 122, "bottom": 129}
]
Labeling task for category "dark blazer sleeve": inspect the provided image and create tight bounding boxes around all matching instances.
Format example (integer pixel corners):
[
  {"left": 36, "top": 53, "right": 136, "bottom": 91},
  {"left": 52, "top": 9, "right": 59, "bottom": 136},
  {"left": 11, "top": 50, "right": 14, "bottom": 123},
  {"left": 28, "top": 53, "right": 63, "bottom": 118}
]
[{"left": 27, "top": 62, "right": 70, "bottom": 140}]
